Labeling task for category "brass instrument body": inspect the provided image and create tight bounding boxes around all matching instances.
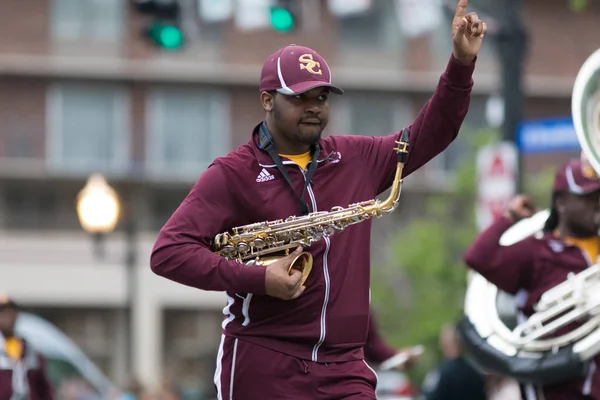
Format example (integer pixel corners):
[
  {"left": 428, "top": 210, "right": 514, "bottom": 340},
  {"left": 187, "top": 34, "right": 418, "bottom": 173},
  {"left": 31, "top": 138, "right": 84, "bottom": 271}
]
[
  {"left": 212, "top": 130, "right": 410, "bottom": 286},
  {"left": 458, "top": 47, "right": 600, "bottom": 386}
]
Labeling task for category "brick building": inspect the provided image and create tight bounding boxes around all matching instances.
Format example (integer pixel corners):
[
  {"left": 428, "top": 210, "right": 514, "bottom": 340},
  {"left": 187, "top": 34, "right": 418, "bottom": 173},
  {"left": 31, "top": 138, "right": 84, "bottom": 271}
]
[{"left": 0, "top": 0, "right": 598, "bottom": 395}]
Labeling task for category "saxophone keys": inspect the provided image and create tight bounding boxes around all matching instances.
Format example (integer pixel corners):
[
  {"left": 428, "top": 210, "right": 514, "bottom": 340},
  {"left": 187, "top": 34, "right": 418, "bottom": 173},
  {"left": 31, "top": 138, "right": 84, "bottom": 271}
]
[
  {"left": 324, "top": 226, "right": 336, "bottom": 236},
  {"left": 220, "top": 245, "right": 237, "bottom": 259},
  {"left": 335, "top": 223, "right": 346, "bottom": 231},
  {"left": 264, "top": 236, "right": 277, "bottom": 246},
  {"left": 249, "top": 238, "right": 266, "bottom": 250},
  {"left": 279, "top": 232, "right": 292, "bottom": 241},
  {"left": 291, "top": 231, "right": 304, "bottom": 241},
  {"left": 236, "top": 242, "right": 249, "bottom": 254},
  {"left": 214, "top": 234, "right": 222, "bottom": 245}
]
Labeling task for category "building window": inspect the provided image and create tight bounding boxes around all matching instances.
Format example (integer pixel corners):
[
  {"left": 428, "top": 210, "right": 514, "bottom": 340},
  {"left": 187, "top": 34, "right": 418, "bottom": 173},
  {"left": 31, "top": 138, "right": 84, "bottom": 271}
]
[
  {"left": 50, "top": 0, "right": 124, "bottom": 44},
  {"left": 146, "top": 87, "right": 229, "bottom": 179},
  {"left": 337, "top": 0, "right": 405, "bottom": 66},
  {"left": 2, "top": 182, "right": 91, "bottom": 231},
  {"left": 335, "top": 92, "right": 414, "bottom": 138},
  {"left": 47, "top": 82, "right": 130, "bottom": 174},
  {"left": 4, "top": 186, "right": 59, "bottom": 230}
]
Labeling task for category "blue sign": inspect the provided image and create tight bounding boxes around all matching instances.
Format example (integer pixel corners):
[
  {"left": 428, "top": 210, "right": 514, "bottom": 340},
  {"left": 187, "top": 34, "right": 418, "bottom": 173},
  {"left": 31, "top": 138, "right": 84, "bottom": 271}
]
[{"left": 517, "top": 116, "right": 580, "bottom": 154}]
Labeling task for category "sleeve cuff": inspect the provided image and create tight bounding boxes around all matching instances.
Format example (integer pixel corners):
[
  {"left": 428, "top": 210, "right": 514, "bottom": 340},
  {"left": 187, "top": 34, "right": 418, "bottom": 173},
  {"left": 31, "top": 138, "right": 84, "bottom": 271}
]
[
  {"left": 379, "top": 349, "right": 400, "bottom": 364},
  {"left": 483, "top": 215, "right": 516, "bottom": 241},
  {"left": 235, "top": 264, "right": 267, "bottom": 295},
  {"left": 445, "top": 53, "right": 476, "bottom": 87}
]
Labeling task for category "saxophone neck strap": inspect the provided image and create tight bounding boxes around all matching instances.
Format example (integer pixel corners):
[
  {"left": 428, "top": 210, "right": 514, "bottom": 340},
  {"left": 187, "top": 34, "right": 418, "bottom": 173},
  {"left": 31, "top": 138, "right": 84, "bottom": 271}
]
[{"left": 258, "top": 122, "right": 319, "bottom": 216}]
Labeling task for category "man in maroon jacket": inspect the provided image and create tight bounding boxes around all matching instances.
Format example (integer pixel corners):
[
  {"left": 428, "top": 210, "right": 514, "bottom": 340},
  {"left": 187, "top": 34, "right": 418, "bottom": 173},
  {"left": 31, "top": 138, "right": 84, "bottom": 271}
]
[
  {"left": 464, "top": 158, "right": 600, "bottom": 400},
  {"left": 150, "top": 0, "right": 486, "bottom": 397},
  {"left": 0, "top": 295, "right": 55, "bottom": 400}
]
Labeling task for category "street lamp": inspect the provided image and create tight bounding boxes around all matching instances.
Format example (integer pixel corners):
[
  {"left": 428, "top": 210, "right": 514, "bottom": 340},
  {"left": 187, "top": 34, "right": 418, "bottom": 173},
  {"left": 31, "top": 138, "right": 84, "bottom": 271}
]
[
  {"left": 76, "top": 173, "right": 137, "bottom": 376},
  {"left": 76, "top": 174, "right": 121, "bottom": 235}
]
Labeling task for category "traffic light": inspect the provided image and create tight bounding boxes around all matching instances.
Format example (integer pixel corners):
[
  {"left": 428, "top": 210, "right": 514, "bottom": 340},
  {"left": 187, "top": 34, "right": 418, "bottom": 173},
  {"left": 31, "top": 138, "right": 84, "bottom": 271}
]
[
  {"left": 146, "top": 21, "right": 184, "bottom": 50},
  {"left": 270, "top": 0, "right": 297, "bottom": 33},
  {"left": 134, "top": 0, "right": 185, "bottom": 50}
]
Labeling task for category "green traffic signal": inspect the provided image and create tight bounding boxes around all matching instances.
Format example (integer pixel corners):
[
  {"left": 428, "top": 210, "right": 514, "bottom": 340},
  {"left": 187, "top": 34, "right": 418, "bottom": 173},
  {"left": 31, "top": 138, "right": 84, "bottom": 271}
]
[
  {"left": 147, "top": 21, "right": 184, "bottom": 50},
  {"left": 270, "top": 7, "right": 295, "bottom": 32}
]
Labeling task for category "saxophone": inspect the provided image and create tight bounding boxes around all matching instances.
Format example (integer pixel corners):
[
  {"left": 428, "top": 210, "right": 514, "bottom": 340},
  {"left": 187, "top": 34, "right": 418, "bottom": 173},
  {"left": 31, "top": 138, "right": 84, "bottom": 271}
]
[{"left": 212, "top": 128, "right": 410, "bottom": 286}]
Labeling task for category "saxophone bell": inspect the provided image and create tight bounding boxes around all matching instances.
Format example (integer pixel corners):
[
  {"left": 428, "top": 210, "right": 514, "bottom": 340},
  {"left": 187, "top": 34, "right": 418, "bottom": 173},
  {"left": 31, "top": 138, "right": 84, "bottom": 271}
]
[{"left": 246, "top": 250, "right": 313, "bottom": 286}]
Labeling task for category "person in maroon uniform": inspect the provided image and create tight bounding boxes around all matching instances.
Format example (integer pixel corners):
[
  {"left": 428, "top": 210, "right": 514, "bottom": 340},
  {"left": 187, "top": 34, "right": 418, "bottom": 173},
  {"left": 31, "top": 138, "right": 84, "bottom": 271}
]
[
  {"left": 0, "top": 294, "right": 55, "bottom": 400},
  {"left": 150, "top": 0, "right": 486, "bottom": 397},
  {"left": 364, "top": 311, "right": 420, "bottom": 371},
  {"left": 464, "top": 158, "right": 600, "bottom": 400},
  {"left": 364, "top": 312, "right": 404, "bottom": 368}
]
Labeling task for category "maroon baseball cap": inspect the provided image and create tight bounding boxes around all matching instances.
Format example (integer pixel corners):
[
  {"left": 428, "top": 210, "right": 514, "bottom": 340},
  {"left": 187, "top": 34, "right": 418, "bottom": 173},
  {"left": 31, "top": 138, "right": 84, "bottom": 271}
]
[
  {"left": 259, "top": 44, "right": 344, "bottom": 96},
  {"left": 0, "top": 293, "right": 18, "bottom": 310},
  {"left": 553, "top": 159, "right": 600, "bottom": 194}
]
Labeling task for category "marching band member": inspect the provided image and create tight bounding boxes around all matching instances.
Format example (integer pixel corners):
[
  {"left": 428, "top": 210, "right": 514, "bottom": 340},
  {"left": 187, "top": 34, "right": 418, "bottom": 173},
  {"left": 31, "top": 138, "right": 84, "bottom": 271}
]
[
  {"left": 150, "top": 0, "right": 486, "bottom": 397},
  {"left": 0, "top": 294, "right": 54, "bottom": 400},
  {"left": 464, "top": 158, "right": 600, "bottom": 400},
  {"left": 364, "top": 311, "right": 421, "bottom": 371}
]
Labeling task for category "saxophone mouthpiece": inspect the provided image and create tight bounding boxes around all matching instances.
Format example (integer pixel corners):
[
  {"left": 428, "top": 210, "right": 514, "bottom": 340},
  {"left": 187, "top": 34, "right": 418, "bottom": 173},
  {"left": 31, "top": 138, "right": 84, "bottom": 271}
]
[{"left": 396, "top": 128, "right": 410, "bottom": 164}]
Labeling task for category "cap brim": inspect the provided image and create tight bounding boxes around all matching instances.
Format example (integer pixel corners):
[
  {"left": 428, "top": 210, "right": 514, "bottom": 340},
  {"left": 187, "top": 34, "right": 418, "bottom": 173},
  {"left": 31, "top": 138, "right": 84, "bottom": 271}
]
[
  {"left": 577, "top": 182, "right": 600, "bottom": 194},
  {"left": 277, "top": 81, "right": 344, "bottom": 96},
  {"left": 0, "top": 300, "right": 18, "bottom": 310}
]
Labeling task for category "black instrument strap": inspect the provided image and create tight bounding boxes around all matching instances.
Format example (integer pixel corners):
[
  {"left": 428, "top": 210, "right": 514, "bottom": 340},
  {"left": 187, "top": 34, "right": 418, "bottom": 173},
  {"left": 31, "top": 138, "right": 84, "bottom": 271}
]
[{"left": 258, "top": 122, "right": 319, "bottom": 216}]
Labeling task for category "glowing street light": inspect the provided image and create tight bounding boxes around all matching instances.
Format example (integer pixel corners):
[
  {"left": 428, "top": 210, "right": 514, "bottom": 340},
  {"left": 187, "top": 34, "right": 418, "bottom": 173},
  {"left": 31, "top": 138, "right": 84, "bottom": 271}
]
[
  {"left": 76, "top": 174, "right": 121, "bottom": 234},
  {"left": 75, "top": 174, "right": 137, "bottom": 372}
]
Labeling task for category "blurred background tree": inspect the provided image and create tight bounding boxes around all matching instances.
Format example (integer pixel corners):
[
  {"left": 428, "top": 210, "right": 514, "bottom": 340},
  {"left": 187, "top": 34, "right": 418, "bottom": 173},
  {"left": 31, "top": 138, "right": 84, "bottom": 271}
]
[
  {"left": 369, "top": 126, "right": 555, "bottom": 385},
  {"left": 524, "top": 165, "right": 555, "bottom": 209},
  {"left": 570, "top": 0, "right": 588, "bottom": 12}
]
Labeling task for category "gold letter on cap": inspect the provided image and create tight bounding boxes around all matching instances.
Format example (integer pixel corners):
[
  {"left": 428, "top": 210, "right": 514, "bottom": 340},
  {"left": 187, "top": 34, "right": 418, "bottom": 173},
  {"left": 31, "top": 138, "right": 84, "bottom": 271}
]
[{"left": 299, "top": 54, "right": 322, "bottom": 75}]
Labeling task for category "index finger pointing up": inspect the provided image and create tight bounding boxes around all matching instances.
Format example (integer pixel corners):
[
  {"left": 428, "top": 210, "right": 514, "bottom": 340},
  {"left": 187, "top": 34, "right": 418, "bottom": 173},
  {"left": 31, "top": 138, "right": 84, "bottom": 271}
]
[{"left": 455, "top": 0, "right": 468, "bottom": 17}]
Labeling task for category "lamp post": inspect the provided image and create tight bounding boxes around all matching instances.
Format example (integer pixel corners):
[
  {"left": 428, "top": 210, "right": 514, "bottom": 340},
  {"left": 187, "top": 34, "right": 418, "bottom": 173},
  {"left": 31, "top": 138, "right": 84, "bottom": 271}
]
[
  {"left": 495, "top": 0, "right": 528, "bottom": 192},
  {"left": 76, "top": 174, "right": 121, "bottom": 258},
  {"left": 76, "top": 174, "right": 137, "bottom": 375}
]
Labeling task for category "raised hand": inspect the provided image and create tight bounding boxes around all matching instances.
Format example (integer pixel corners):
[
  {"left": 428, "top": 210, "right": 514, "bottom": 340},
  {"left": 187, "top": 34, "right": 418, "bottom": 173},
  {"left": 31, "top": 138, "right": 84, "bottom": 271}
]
[
  {"left": 452, "top": 0, "right": 487, "bottom": 65},
  {"left": 505, "top": 194, "right": 537, "bottom": 222}
]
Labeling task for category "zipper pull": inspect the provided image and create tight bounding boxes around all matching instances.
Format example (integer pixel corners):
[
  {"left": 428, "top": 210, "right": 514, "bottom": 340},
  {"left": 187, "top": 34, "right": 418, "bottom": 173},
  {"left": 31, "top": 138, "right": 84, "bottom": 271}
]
[{"left": 302, "top": 360, "right": 308, "bottom": 373}]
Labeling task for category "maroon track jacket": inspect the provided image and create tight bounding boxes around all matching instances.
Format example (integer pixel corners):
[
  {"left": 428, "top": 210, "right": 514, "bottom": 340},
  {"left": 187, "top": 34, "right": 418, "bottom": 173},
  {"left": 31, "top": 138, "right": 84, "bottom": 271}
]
[
  {"left": 465, "top": 215, "right": 600, "bottom": 399},
  {"left": 151, "top": 54, "right": 475, "bottom": 363}
]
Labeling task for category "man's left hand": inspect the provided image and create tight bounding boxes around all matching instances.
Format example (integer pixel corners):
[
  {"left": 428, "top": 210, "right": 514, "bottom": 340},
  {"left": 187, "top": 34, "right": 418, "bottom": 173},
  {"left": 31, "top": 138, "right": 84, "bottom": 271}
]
[{"left": 451, "top": 0, "right": 487, "bottom": 65}]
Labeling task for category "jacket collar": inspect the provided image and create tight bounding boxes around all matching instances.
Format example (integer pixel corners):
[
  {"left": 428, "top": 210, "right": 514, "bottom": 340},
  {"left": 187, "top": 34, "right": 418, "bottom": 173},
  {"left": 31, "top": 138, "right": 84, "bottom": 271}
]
[{"left": 248, "top": 121, "right": 338, "bottom": 168}]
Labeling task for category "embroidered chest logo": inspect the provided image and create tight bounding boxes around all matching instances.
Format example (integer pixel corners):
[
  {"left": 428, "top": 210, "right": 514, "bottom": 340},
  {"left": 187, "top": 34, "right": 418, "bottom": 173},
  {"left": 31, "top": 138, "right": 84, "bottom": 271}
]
[
  {"left": 299, "top": 54, "right": 322, "bottom": 75},
  {"left": 549, "top": 240, "right": 565, "bottom": 253},
  {"left": 256, "top": 168, "right": 274, "bottom": 183},
  {"left": 328, "top": 151, "right": 342, "bottom": 164}
]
